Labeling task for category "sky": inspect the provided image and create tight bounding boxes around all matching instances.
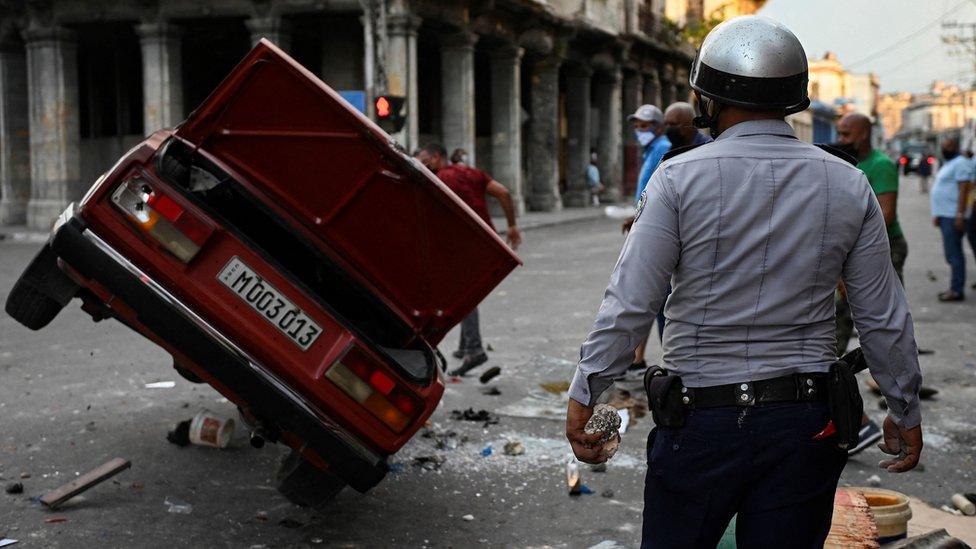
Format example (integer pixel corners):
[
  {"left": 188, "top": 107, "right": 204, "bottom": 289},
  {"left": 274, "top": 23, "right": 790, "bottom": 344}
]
[{"left": 758, "top": 0, "right": 976, "bottom": 94}]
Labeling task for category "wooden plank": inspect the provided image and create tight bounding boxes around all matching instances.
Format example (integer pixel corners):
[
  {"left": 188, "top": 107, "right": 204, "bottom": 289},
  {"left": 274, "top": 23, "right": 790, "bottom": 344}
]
[
  {"left": 826, "top": 488, "right": 880, "bottom": 549},
  {"left": 40, "top": 458, "right": 131, "bottom": 509}
]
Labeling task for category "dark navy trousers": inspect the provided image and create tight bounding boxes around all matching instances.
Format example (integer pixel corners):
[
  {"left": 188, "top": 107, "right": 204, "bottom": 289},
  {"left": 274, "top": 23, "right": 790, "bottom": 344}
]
[{"left": 642, "top": 402, "right": 847, "bottom": 548}]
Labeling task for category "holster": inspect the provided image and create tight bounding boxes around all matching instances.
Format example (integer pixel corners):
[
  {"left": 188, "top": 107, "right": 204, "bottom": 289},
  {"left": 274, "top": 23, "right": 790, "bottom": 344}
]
[
  {"left": 826, "top": 358, "right": 864, "bottom": 450},
  {"left": 643, "top": 366, "right": 688, "bottom": 428}
]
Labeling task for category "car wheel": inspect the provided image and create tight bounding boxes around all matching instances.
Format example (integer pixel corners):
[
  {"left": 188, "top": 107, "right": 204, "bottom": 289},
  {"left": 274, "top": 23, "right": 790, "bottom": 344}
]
[
  {"left": 5, "top": 277, "right": 64, "bottom": 330},
  {"left": 275, "top": 448, "right": 345, "bottom": 509}
]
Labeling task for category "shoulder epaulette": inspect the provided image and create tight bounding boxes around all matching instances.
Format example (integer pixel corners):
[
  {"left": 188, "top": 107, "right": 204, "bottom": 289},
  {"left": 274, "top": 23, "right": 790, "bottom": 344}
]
[
  {"left": 815, "top": 144, "right": 858, "bottom": 166},
  {"left": 662, "top": 142, "right": 706, "bottom": 162}
]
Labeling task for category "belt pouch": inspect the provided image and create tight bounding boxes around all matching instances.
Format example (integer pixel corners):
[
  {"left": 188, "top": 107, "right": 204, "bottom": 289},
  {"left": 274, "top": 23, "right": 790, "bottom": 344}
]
[
  {"left": 644, "top": 367, "right": 687, "bottom": 428},
  {"left": 826, "top": 360, "right": 864, "bottom": 450}
]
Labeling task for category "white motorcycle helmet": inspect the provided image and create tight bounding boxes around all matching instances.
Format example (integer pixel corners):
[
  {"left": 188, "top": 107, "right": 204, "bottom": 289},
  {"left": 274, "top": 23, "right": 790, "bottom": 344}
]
[{"left": 689, "top": 16, "right": 809, "bottom": 134}]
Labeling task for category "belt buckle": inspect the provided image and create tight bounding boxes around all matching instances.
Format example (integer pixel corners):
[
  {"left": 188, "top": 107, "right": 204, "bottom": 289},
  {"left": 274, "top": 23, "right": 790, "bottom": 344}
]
[{"left": 734, "top": 382, "right": 755, "bottom": 406}]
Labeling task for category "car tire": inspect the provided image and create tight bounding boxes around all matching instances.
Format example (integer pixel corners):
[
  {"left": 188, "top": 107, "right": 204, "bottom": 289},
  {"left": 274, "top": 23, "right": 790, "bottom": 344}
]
[
  {"left": 5, "top": 276, "right": 64, "bottom": 330},
  {"left": 275, "top": 448, "right": 345, "bottom": 509}
]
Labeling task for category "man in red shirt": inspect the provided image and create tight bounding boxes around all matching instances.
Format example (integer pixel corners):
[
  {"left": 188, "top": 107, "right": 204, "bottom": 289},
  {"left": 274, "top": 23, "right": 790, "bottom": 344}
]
[{"left": 416, "top": 143, "right": 522, "bottom": 376}]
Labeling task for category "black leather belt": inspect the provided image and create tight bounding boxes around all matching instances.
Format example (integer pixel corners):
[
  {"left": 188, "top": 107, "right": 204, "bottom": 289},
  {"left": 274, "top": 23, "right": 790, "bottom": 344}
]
[{"left": 679, "top": 373, "right": 828, "bottom": 408}]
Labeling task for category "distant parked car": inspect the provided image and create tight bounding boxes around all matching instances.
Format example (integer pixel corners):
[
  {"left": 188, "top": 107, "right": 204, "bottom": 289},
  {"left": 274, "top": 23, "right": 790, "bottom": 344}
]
[
  {"left": 5, "top": 40, "right": 521, "bottom": 508},
  {"left": 898, "top": 144, "right": 935, "bottom": 176}
]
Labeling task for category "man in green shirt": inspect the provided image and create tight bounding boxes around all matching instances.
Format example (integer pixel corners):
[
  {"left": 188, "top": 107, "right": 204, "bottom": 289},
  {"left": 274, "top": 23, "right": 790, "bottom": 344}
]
[{"left": 834, "top": 112, "right": 909, "bottom": 455}]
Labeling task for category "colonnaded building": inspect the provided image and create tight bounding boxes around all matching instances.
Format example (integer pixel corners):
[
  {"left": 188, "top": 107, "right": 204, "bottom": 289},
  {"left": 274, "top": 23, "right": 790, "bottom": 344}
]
[{"left": 0, "top": 0, "right": 696, "bottom": 229}]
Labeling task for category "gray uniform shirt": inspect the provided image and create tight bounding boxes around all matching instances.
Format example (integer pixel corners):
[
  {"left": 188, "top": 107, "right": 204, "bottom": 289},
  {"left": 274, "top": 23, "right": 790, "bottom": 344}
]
[{"left": 569, "top": 119, "right": 922, "bottom": 428}]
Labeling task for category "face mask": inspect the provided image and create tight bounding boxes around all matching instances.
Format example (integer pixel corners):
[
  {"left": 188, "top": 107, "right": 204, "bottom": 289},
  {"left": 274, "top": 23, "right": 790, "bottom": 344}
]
[
  {"left": 635, "top": 129, "right": 655, "bottom": 147},
  {"left": 665, "top": 126, "right": 687, "bottom": 148},
  {"left": 943, "top": 149, "right": 959, "bottom": 161}
]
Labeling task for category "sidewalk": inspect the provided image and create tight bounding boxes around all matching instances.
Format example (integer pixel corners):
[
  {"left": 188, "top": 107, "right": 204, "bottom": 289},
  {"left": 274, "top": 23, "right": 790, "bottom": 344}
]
[
  {"left": 491, "top": 203, "right": 628, "bottom": 233},
  {"left": 1, "top": 204, "right": 627, "bottom": 245}
]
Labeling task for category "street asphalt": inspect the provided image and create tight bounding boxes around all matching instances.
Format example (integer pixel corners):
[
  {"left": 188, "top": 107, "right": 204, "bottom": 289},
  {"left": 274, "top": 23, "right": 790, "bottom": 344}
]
[{"left": 0, "top": 174, "right": 974, "bottom": 547}]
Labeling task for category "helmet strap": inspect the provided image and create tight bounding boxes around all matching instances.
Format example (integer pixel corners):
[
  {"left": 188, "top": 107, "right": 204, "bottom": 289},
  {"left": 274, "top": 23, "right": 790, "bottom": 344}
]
[{"left": 693, "top": 93, "right": 723, "bottom": 138}]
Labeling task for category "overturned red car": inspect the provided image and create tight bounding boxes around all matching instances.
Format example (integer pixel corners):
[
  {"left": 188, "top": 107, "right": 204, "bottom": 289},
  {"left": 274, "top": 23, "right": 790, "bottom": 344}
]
[{"left": 5, "top": 40, "right": 520, "bottom": 507}]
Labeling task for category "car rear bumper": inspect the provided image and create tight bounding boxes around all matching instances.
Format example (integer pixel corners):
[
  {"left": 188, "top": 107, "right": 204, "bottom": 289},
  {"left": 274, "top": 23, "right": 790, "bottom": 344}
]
[{"left": 50, "top": 213, "right": 387, "bottom": 492}]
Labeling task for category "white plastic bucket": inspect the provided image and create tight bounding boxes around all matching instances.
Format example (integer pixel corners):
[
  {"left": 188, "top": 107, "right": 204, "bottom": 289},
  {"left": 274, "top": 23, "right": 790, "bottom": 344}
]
[{"left": 188, "top": 409, "right": 235, "bottom": 449}]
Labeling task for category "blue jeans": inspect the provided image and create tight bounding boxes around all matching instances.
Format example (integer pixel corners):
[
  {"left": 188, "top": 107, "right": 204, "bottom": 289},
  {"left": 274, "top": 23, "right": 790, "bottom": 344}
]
[
  {"left": 938, "top": 216, "right": 966, "bottom": 295},
  {"left": 642, "top": 402, "right": 847, "bottom": 548}
]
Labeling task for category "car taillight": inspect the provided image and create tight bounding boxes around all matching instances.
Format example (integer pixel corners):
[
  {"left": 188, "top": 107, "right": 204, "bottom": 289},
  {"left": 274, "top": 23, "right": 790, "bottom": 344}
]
[
  {"left": 325, "top": 347, "right": 420, "bottom": 433},
  {"left": 926, "top": 156, "right": 935, "bottom": 165},
  {"left": 898, "top": 156, "right": 908, "bottom": 165},
  {"left": 111, "top": 177, "right": 213, "bottom": 262}
]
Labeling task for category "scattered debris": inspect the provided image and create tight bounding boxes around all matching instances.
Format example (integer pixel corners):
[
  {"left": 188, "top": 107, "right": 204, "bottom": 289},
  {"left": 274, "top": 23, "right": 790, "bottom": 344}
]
[
  {"left": 590, "top": 463, "right": 607, "bottom": 473},
  {"left": 479, "top": 366, "right": 501, "bottom": 384},
  {"left": 884, "top": 529, "right": 968, "bottom": 549},
  {"left": 917, "top": 348, "right": 935, "bottom": 355},
  {"left": 388, "top": 462, "right": 405, "bottom": 474},
  {"left": 925, "top": 270, "right": 937, "bottom": 282},
  {"left": 918, "top": 387, "right": 939, "bottom": 400},
  {"left": 584, "top": 404, "right": 622, "bottom": 461},
  {"left": 503, "top": 441, "right": 525, "bottom": 456},
  {"left": 448, "top": 376, "right": 463, "bottom": 384},
  {"left": 187, "top": 409, "right": 235, "bottom": 449},
  {"left": 131, "top": 482, "right": 144, "bottom": 490},
  {"left": 480, "top": 445, "right": 493, "bottom": 457},
  {"left": 450, "top": 408, "right": 499, "bottom": 426},
  {"left": 579, "top": 484, "right": 595, "bottom": 495},
  {"left": 412, "top": 455, "right": 446, "bottom": 471},
  {"left": 145, "top": 381, "right": 176, "bottom": 389},
  {"left": 421, "top": 427, "right": 466, "bottom": 450},
  {"left": 0, "top": 539, "right": 18, "bottom": 547},
  {"left": 255, "top": 511, "right": 269, "bottom": 522},
  {"left": 164, "top": 497, "right": 193, "bottom": 514},
  {"left": 166, "top": 420, "right": 192, "bottom": 447},
  {"left": 486, "top": 343, "right": 494, "bottom": 352},
  {"left": 19, "top": 473, "right": 29, "bottom": 480},
  {"left": 601, "top": 489, "right": 614, "bottom": 498},
  {"left": 480, "top": 387, "right": 502, "bottom": 396},
  {"left": 43, "top": 517, "right": 68, "bottom": 524},
  {"left": 567, "top": 460, "right": 582, "bottom": 495},
  {"left": 4, "top": 483, "right": 23, "bottom": 495},
  {"left": 40, "top": 458, "right": 131, "bottom": 509},
  {"left": 866, "top": 475, "right": 882, "bottom": 487},
  {"left": 940, "top": 504, "right": 963, "bottom": 516},
  {"left": 278, "top": 518, "right": 304, "bottom": 529},
  {"left": 461, "top": 514, "right": 474, "bottom": 522},
  {"left": 951, "top": 493, "right": 976, "bottom": 516},
  {"left": 539, "top": 381, "right": 570, "bottom": 394}
]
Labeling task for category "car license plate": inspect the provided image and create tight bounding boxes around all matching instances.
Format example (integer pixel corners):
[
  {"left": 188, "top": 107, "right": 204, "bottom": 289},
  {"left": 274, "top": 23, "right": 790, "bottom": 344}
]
[{"left": 217, "top": 257, "right": 322, "bottom": 351}]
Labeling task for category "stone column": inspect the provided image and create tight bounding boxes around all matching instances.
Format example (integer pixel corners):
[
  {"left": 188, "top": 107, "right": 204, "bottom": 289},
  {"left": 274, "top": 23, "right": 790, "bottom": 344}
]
[
  {"left": 24, "top": 26, "right": 80, "bottom": 230},
  {"left": 246, "top": 17, "right": 291, "bottom": 51},
  {"left": 660, "top": 62, "right": 676, "bottom": 107},
  {"left": 562, "top": 63, "right": 592, "bottom": 208},
  {"left": 622, "top": 69, "right": 642, "bottom": 139},
  {"left": 594, "top": 68, "right": 622, "bottom": 203},
  {"left": 675, "top": 66, "right": 690, "bottom": 103},
  {"left": 0, "top": 47, "right": 30, "bottom": 225},
  {"left": 642, "top": 64, "right": 662, "bottom": 107},
  {"left": 441, "top": 30, "right": 477, "bottom": 166},
  {"left": 137, "top": 22, "right": 183, "bottom": 132},
  {"left": 386, "top": 13, "right": 421, "bottom": 151},
  {"left": 490, "top": 44, "right": 524, "bottom": 215},
  {"left": 525, "top": 55, "right": 562, "bottom": 212}
]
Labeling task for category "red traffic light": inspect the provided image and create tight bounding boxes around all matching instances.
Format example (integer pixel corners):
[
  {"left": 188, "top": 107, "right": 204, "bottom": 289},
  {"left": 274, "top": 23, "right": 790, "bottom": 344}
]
[
  {"left": 898, "top": 156, "right": 907, "bottom": 165},
  {"left": 926, "top": 156, "right": 935, "bottom": 165},
  {"left": 376, "top": 96, "right": 391, "bottom": 118}
]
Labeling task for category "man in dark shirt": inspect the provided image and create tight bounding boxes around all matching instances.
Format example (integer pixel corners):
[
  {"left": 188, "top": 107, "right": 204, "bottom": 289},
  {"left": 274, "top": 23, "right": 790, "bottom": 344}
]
[{"left": 416, "top": 143, "right": 522, "bottom": 376}]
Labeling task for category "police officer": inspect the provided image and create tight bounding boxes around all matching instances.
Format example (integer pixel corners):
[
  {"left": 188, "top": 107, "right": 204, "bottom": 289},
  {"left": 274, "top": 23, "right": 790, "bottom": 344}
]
[{"left": 565, "top": 16, "right": 923, "bottom": 548}]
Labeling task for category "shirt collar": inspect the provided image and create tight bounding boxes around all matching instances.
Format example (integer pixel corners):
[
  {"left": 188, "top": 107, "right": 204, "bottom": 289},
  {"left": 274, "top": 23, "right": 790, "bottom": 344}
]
[{"left": 715, "top": 119, "right": 796, "bottom": 141}]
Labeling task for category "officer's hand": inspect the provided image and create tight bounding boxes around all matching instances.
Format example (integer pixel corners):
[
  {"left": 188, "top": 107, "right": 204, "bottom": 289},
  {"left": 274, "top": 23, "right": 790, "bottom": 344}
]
[
  {"left": 878, "top": 415, "right": 923, "bottom": 473},
  {"left": 621, "top": 216, "right": 635, "bottom": 234},
  {"left": 506, "top": 226, "right": 522, "bottom": 250},
  {"left": 933, "top": 217, "right": 939, "bottom": 228},
  {"left": 954, "top": 215, "right": 966, "bottom": 233},
  {"left": 566, "top": 399, "right": 606, "bottom": 464}
]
